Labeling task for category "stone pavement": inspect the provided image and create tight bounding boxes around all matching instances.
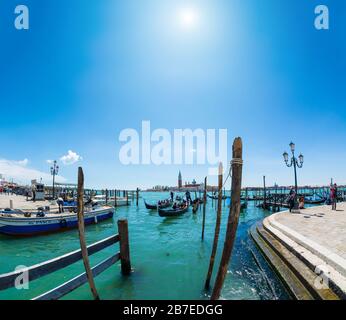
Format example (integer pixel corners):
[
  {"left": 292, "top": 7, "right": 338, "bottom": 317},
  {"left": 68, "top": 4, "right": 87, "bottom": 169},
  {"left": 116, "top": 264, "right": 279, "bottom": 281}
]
[
  {"left": 0, "top": 194, "right": 58, "bottom": 211},
  {"left": 263, "top": 202, "right": 346, "bottom": 295},
  {"left": 275, "top": 203, "right": 346, "bottom": 260}
]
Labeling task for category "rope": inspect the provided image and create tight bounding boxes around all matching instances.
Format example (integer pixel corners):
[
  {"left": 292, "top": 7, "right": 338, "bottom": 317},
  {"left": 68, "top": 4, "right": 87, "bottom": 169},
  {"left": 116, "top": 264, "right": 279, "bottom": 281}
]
[
  {"left": 231, "top": 158, "right": 243, "bottom": 165},
  {"left": 212, "top": 157, "right": 243, "bottom": 196}
]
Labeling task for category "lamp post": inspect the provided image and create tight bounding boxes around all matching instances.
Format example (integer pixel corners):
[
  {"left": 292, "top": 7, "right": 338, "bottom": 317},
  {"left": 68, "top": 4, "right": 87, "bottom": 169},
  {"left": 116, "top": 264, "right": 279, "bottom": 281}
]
[
  {"left": 50, "top": 160, "right": 59, "bottom": 199},
  {"left": 283, "top": 142, "right": 304, "bottom": 208}
]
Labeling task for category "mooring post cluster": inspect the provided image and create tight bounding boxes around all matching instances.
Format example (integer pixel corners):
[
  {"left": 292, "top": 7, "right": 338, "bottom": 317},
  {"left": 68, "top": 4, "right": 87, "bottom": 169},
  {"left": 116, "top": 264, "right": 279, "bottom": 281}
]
[{"left": 206, "top": 137, "right": 243, "bottom": 300}]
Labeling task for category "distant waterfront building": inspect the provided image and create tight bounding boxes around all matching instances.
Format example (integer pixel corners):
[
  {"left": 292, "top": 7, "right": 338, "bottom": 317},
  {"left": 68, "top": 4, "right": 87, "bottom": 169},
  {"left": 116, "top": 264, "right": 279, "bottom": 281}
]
[
  {"left": 178, "top": 171, "right": 182, "bottom": 189},
  {"left": 184, "top": 179, "right": 201, "bottom": 190}
]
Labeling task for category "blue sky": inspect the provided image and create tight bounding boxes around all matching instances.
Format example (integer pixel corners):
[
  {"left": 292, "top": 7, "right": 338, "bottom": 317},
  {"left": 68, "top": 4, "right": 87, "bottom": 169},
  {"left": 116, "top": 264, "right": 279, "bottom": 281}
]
[{"left": 0, "top": 0, "right": 345, "bottom": 189}]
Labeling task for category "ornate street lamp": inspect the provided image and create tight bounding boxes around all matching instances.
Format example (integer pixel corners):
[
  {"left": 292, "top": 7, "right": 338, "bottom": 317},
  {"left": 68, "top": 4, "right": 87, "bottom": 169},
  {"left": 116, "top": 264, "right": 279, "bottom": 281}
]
[
  {"left": 50, "top": 160, "right": 59, "bottom": 199},
  {"left": 283, "top": 142, "right": 304, "bottom": 207}
]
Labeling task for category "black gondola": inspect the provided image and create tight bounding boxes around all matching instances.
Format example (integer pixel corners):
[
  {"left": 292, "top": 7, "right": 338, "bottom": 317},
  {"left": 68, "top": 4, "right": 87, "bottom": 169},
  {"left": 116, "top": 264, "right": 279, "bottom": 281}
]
[
  {"left": 158, "top": 204, "right": 189, "bottom": 217},
  {"left": 144, "top": 199, "right": 172, "bottom": 210},
  {"left": 193, "top": 198, "right": 204, "bottom": 204},
  {"left": 304, "top": 197, "right": 326, "bottom": 204},
  {"left": 240, "top": 201, "right": 248, "bottom": 209},
  {"left": 207, "top": 194, "right": 229, "bottom": 200}
]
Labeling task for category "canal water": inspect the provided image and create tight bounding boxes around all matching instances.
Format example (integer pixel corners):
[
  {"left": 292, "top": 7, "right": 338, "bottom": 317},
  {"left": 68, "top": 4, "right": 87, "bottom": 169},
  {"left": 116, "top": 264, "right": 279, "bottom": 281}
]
[{"left": 0, "top": 192, "right": 290, "bottom": 300}]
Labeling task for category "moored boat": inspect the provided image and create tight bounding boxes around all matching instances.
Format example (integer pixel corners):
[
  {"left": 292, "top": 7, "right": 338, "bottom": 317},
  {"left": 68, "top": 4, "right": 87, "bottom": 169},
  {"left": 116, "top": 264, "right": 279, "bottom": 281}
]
[
  {"left": 144, "top": 199, "right": 172, "bottom": 210},
  {"left": 93, "top": 195, "right": 130, "bottom": 207},
  {"left": 304, "top": 196, "right": 326, "bottom": 204},
  {"left": 207, "top": 194, "right": 229, "bottom": 200},
  {"left": 0, "top": 206, "right": 114, "bottom": 236},
  {"left": 226, "top": 198, "right": 248, "bottom": 210},
  {"left": 158, "top": 204, "right": 189, "bottom": 217}
]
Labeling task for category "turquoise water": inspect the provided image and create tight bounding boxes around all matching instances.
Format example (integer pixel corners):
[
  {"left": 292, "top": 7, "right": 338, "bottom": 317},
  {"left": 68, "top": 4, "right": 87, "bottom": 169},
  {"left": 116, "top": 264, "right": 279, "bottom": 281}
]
[{"left": 0, "top": 192, "right": 289, "bottom": 300}]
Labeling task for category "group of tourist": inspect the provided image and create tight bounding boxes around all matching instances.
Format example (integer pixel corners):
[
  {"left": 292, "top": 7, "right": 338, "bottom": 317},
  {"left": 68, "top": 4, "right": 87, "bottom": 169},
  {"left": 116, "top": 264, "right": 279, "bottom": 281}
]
[
  {"left": 158, "top": 199, "right": 170, "bottom": 206},
  {"left": 172, "top": 200, "right": 188, "bottom": 210},
  {"left": 0, "top": 186, "right": 14, "bottom": 195},
  {"left": 288, "top": 183, "right": 339, "bottom": 213}
]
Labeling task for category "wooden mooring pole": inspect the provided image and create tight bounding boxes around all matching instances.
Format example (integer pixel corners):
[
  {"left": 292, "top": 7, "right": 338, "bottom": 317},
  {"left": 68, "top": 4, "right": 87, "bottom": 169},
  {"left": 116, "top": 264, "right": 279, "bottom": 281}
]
[
  {"left": 136, "top": 188, "right": 139, "bottom": 206},
  {"left": 211, "top": 138, "right": 243, "bottom": 300},
  {"left": 205, "top": 163, "right": 223, "bottom": 289},
  {"left": 118, "top": 219, "right": 131, "bottom": 275},
  {"left": 114, "top": 189, "right": 117, "bottom": 207},
  {"left": 201, "top": 177, "right": 207, "bottom": 240},
  {"left": 77, "top": 167, "right": 100, "bottom": 300},
  {"left": 263, "top": 176, "right": 266, "bottom": 209}
]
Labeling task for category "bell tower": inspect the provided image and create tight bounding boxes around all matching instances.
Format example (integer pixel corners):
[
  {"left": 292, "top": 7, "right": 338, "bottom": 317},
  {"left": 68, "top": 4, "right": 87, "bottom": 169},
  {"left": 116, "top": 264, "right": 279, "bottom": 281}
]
[{"left": 178, "top": 171, "right": 182, "bottom": 189}]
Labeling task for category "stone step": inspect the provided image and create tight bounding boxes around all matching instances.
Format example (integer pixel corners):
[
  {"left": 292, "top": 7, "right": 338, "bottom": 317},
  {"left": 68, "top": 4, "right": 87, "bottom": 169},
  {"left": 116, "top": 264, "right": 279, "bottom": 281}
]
[
  {"left": 250, "top": 224, "right": 314, "bottom": 300},
  {"left": 256, "top": 222, "right": 340, "bottom": 300},
  {"left": 263, "top": 217, "right": 346, "bottom": 299}
]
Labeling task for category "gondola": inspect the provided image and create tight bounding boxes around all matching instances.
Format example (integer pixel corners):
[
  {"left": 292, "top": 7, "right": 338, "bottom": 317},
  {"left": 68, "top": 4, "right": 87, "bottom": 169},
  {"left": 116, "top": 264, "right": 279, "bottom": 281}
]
[
  {"left": 207, "top": 194, "right": 229, "bottom": 200},
  {"left": 193, "top": 198, "right": 204, "bottom": 204},
  {"left": 144, "top": 199, "right": 171, "bottom": 210},
  {"left": 158, "top": 204, "right": 189, "bottom": 217},
  {"left": 240, "top": 201, "right": 248, "bottom": 210},
  {"left": 226, "top": 199, "right": 248, "bottom": 210},
  {"left": 304, "top": 197, "right": 326, "bottom": 204}
]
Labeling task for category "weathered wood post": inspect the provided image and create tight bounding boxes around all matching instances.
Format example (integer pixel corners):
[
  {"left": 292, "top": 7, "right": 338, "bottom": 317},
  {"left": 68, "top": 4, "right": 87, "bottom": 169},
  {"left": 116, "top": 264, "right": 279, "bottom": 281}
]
[
  {"left": 126, "top": 191, "right": 129, "bottom": 206},
  {"left": 263, "top": 176, "right": 267, "bottom": 209},
  {"left": 105, "top": 189, "right": 108, "bottom": 205},
  {"left": 205, "top": 163, "right": 223, "bottom": 289},
  {"left": 201, "top": 177, "right": 207, "bottom": 241},
  {"left": 114, "top": 189, "right": 117, "bottom": 207},
  {"left": 117, "top": 219, "right": 131, "bottom": 275},
  {"left": 77, "top": 167, "right": 100, "bottom": 300},
  {"left": 211, "top": 137, "right": 243, "bottom": 300},
  {"left": 136, "top": 188, "right": 139, "bottom": 206}
]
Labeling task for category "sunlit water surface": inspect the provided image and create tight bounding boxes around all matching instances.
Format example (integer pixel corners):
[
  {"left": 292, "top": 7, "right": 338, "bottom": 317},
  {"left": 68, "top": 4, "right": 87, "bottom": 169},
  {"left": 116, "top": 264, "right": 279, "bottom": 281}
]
[{"left": 0, "top": 192, "right": 290, "bottom": 300}]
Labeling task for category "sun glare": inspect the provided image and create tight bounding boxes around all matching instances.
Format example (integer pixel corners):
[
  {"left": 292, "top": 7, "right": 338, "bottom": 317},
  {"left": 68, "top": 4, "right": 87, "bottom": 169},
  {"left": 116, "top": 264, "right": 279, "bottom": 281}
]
[{"left": 179, "top": 7, "right": 199, "bottom": 28}]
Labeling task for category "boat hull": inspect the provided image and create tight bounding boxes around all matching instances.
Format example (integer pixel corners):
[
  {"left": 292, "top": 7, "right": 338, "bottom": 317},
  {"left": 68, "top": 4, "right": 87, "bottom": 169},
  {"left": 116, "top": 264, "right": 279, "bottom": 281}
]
[
  {"left": 0, "top": 208, "right": 114, "bottom": 236},
  {"left": 158, "top": 206, "right": 189, "bottom": 217},
  {"left": 144, "top": 200, "right": 172, "bottom": 210}
]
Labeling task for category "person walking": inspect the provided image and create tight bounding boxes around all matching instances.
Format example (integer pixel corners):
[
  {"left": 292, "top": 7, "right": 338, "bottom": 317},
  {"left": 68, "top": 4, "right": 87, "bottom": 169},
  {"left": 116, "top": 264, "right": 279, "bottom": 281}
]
[
  {"left": 288, "top": 188, "right": 296, "bottom": 213},
  {"left": 32, "top": 185, "right": 36, "bottom": 202}
]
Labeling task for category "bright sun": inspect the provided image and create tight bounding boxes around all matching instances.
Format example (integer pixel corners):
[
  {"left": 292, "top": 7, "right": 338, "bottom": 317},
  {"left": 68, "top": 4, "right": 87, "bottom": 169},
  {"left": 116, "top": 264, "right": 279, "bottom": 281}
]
[{"left": 179, "top": 8, "right": 199, "bottom": 28}]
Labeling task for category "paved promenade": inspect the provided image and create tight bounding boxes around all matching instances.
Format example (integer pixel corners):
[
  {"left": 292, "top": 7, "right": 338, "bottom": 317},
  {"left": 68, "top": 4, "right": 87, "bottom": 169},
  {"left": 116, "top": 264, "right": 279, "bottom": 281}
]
[
  {"left": 0, "top": 194, "right": 58, "bottom": 211},
  {"left": 264, "top": 202, "right": 346, "bottom": 296}
]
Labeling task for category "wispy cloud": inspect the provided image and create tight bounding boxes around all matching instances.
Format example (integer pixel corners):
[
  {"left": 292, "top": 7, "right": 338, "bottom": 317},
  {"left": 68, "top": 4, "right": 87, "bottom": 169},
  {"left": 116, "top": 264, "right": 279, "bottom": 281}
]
[
  {"left": 17, "top": 158, "right": 29, "bottom": 166},
  {"left": 60, "top": 150, "right": 83, "bottom": 165},
  {"left": 0, "top": 158, "right": 66, "bottom": 184}
]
